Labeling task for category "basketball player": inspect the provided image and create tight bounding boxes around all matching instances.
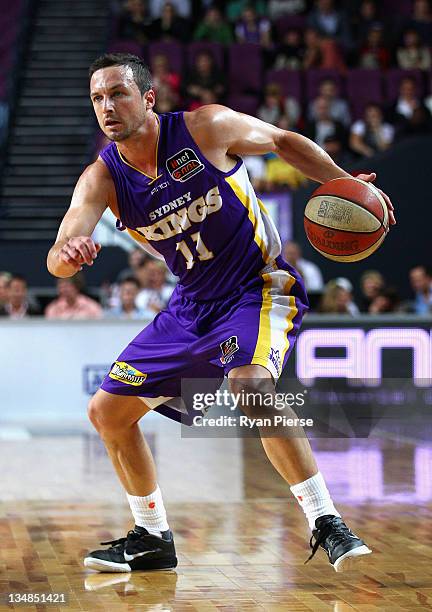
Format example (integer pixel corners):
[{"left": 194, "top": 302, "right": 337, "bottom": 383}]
[{"left": 47, "top": 54, "right": 395, "bottom": 573}]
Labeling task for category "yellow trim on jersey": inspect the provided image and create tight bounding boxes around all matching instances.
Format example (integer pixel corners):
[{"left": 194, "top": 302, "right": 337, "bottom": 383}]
[
  {"left": 257, "top": 197, "right": 269, "bottom": 216},
  {"left": 225, "top": 176, "right": 270, "bottom": 264},
  {"left": 252, "top": 272, "right": 273, "bottom": 366},
  {"left": 116, "top": 114, "right": 162, "bottom": 181},
  {"left": 127, "top": 228, "right": 149, "bottom": 244}
]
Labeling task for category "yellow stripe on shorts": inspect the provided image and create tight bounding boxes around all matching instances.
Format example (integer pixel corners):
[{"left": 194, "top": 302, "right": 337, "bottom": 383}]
[{"left": 252, "top": 272, "right": 274, "bottom": 366}]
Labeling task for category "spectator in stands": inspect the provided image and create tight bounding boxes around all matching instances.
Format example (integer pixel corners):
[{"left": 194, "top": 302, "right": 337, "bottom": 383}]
[
  {"left": 398, "top": 105, "right": 432, "bottom": 138},
  {"left": 359, "top": 269, "right": 385, "bottom": 312},
  {"left": 302, "top": 27, "right": 345, "bottom": 70},
  {"left": 268, "top": 0, "right": 308, "bottom": 19},
  {"left": 307, "top": 0, "right": 351, "bottom": 49},
  {"left": 322, "top": 134, "right": 354, "bottom": 166},
  {"left": 136, "top": 259, "right": 173, "bottom": 313},
  {"left": 194, "top": 7, "right": 233, "bottom": 45},
  {"left": 353, "top": 0, "right": 381, "bottom": 46},
  {"left": 305, "top": 96, "right": 346, "bottom": 147},
  {"left": 284, "top": 241, "right": 324, "bottom": 293},
  {"left": 105, "top": 277, "right": 148, "bottom": 319},
  {"left": 264, "top": 116, "right": 308, "bottom": 188},
  {"left": 235, "top": 5, "right": 272, "bottom": 47},
  {"left": 350, "top": 103, "right": 395, "bottom": 157},
  {"left": 257, "top": 83, "right": 300, "bottom": 128},
  {"left": 359, "top": 23, "right": 390, "bottom": 69},
  {"left": 154, "top": 82, "right": 178, "bottom": 112},
  {"left": 368, "top": 287, "right": 400, "bottom": 314},
  {"left": 118, "top": 0, "right": 153, "bottom": 44},
  {"left": 397, "top": 28, "right": 431, "bottom": 70},
  {"left": 308, "top": 78, "right": 351, "bottom": 127},
  {"left": 389, "top": 76, "right": 430, "bottom": 130},
  {"left": 117, "top": 247, "right": 149, "bottom": 283},
  {"left": 148, "top": 0, "right": 191, "bottom": 19},
  {"left": 303, "top": 28, "right": 324, "bottom": 69},
  {"left": 151, "top": 53, "right": 180, "bottom": 102},
  {"left": 151, "top": 1, "right": 190, "bottom": 41},
  {"left": 184, "top": 51, "right": 226, "bottom": 108},
  {"left": 226, "top": 0, "right": 267, "bottom": 22},
  {"left": 265, "top": 153, "right": 308, "bottom": 189},
  {"left": 408, "top": 0, "right": 432, "bottom": 44},
  {"left": 0, "top": 271, "right": 11, "bottom": 313},
  {"left": 45, "top": 274, "right": 103, "bottom": 320},
  {"left": 408, "top": 265, "right": 432, "bottom": 314},
  {"left": 319, "top": 277, "right": 359, "bottom": 315},
  {"left": 1, "top": 275, "right": 41, "bottom": 318},
  {"left": 273, "top": 28, "right": 304, "bottom": 70}
]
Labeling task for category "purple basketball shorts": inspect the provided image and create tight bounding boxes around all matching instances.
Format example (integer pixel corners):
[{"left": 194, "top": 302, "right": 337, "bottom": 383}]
[{"left": 101, "top": 262, "right": 308, "bottom": 423}]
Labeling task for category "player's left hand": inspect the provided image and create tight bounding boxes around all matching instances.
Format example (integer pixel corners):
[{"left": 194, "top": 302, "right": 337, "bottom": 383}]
[{"left": 356, "top": 172, "right": 396, "bottom": 227}]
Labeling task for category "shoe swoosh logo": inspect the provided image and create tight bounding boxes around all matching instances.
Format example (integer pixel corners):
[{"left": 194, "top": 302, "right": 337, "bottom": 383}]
[{"left": 124, "top": 549, "right": 161, "bottom": 562}]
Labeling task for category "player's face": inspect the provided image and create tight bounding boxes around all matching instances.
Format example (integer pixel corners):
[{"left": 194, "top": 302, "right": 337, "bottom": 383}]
[{"left": 90, "top": 66, "right": 154, "bottom": 142}]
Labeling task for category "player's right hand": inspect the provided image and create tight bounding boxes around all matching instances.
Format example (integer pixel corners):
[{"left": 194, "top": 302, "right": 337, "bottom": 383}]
[{"left": 59, "top": 236, "right": 101, "bottom": 270}]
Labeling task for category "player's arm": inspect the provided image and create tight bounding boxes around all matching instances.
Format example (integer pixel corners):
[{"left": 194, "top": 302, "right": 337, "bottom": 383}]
[
  {"left": 194, "top": 105, "right": 395, "bottom": 224},
  {"left": 194, "top": 104, "right": 349, "bottom": 183},
  {"left": 47, "top": 159, "right": 112, "bottom": 278}
]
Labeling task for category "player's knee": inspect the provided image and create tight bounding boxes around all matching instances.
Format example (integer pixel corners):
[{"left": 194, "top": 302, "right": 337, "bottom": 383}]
[
  {"left": 87, "top": 392, "right": 122, "bottom": 435},
  {"left": 228, "top": 375, "right": 275, "bottom": 417},
  {"left": 87, "top": 394, "right": 104, "bottom": 431}
]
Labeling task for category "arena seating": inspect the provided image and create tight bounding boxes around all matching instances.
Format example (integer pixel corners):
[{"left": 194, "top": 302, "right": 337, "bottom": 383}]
[{"left": 107, "top": 38, "right": 432, "bottom": 120}]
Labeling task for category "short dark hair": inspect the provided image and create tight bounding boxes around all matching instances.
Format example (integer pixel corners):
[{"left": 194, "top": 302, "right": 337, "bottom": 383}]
[
  {"left": 89, "top": 53, "right": 152, "bottom": 95},
  {"left": 58, "top": 272, "right": 84, "bottom": 292},
  {"left": 121, "top": 276, "right": 140, "bottom": 288},
  {"left": 11, "top": 274, "right": 27, "bottom": 286}
]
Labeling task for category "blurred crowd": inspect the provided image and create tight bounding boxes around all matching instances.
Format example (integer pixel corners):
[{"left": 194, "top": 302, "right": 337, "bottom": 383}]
[
  {"left": 109, "top": 0, "right": 432, "bottom": 190},
  {"left": 1, "top": 245, "right": 431, "bottom": 319}
]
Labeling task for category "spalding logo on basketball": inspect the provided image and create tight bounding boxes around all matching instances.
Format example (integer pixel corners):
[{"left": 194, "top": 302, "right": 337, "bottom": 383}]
[{"left": 304, "top": 177, "right": 389, "bottom": 262}]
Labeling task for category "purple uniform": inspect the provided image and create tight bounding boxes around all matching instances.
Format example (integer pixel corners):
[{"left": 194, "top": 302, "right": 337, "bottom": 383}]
[{"left": 100, "top": 111, "right": 308, "bottom": 422}]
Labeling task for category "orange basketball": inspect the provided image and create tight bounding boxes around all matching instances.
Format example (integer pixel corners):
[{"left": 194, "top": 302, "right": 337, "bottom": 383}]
[{"left": 304, "top": 177, "right": 389, "bottom": 262}]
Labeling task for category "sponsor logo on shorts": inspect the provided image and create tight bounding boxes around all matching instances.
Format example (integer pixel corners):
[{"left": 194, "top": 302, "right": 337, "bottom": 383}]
[
  {"left": 220, "top": 336, "right": 239, "bottom": 365},
  {"left": 109, "top": 362, "right": 147, "bottom": 386},
  {"left": 268, "top": 348, "right": 281, "bottom": 375},
  {"left": 166, "top": 148, "right": 204, "bottom": 182}
]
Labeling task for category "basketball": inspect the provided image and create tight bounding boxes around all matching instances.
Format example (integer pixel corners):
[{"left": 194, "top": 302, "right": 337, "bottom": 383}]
[{"left": 304, "top": 177, "right": 389, "bottom": 262}]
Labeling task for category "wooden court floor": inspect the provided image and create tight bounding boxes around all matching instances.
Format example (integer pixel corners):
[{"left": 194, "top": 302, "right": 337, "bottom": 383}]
[{"left": 0, "top": 425, "right": 431, "bottom": 611}]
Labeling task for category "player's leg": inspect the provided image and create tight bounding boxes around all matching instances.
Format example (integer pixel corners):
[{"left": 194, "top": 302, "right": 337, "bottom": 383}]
[
  {"left": 228, "top": 364, "right": 371, "bottom": 572},
  {"left": 88, "top": 388, "right": 156, "bottom": 495},
  {"left": 229, "top": 365, "right": 371, "bottom": 571},
  {"left": 209, "top": 264, "right": 371, "bottom": 570},
  {"left": 84, "top": 302, "right": 199, "bottom": 572},
  {"left": 85, "top": 388, "right": 177, "bottom": 573}
]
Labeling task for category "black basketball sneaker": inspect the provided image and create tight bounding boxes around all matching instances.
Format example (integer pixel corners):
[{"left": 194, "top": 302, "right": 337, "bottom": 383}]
[
  {"left": 306, "top": 515, "right": 372, "bottom": 572},
  {"left": 84, "top": 526, "right": 178, "bottom": 573}
]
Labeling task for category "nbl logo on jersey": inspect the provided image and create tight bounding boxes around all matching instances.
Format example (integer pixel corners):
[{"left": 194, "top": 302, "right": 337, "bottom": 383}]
[{"left": 166, "top": 148, "right": 204, "bottom": 182}]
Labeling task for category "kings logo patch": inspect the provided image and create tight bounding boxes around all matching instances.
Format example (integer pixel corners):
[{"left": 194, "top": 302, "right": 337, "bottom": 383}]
[{"left": 220, "top": 336, "right": 239, "bottom": 365}]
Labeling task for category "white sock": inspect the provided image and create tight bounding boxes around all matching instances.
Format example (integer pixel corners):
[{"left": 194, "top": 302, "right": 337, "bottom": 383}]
[
  {"left": 126, "top": 485, "right": 169, "bottom": 536},
  {"left": 290, "top": 472, "right": 340, "bottom": 531}
]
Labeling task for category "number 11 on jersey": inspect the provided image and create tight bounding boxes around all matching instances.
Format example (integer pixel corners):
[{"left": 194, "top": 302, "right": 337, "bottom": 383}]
[{"left": 176, "top": 232, "right": 214, "bottom": 269}]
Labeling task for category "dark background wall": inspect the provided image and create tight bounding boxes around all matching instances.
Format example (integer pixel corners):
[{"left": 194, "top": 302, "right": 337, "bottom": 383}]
[{"left": 292, "top": 134, "right": 431, "bottom": 300}]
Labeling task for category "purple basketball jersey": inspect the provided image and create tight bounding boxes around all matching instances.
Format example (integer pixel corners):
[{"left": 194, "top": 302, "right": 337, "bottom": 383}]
[{"left": 99, "top": 111, "right": 295, "bottom": 300}]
